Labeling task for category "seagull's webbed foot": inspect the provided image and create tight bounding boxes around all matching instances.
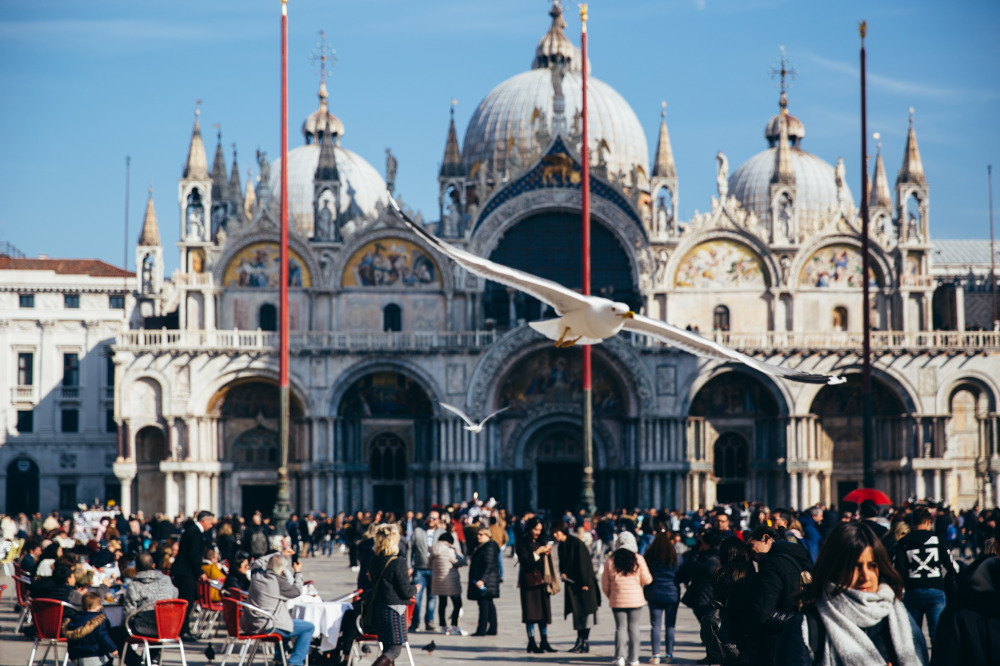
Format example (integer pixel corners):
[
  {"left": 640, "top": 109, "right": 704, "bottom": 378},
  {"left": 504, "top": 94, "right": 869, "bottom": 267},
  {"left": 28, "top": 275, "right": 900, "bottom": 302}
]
[{"left": 555, "top": 327, "right": 582, "bottom": 348}]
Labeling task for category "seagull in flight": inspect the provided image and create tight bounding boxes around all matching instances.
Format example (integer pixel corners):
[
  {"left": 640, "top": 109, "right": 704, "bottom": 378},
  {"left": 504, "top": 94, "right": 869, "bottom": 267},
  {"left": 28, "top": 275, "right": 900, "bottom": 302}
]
[
  {"left": 388, "top": 197, "right": 844, "bottom": 385},
  {"left": 439, "top": 402, "right": 510, "bottom": 433}
]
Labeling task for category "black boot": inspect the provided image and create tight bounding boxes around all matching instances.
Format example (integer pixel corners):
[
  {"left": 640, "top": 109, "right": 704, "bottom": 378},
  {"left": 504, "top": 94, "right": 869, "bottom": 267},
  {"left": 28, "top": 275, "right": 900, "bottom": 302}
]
[
  {"left": 568, "top": 633, "right": 584, "bottom": 653},
  {"left": 527, "top": 637, "right": 543, "bottom": 654},
  {"left": 580, "top": 628, "right": 591, "bottom": 653},
  {"left": 539, "top": 636, "right": 557, "bottom": 653}
]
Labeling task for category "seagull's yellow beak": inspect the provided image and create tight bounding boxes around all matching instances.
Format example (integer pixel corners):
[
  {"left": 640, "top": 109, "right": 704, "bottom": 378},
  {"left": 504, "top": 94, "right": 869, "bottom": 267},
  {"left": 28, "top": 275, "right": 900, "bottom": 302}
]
[{"left": 619, "top": 311, "right": 635, "bottom": 319}]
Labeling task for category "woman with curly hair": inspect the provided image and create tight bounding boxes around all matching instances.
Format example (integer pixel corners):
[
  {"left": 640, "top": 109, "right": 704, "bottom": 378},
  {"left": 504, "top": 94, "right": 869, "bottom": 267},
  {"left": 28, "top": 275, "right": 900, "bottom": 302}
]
[
  {"left": 775, "top": 522, "right": 928, "bottom": 666},
  {"left": 368, "top": 523, "right": 416, "bottom": 666}
]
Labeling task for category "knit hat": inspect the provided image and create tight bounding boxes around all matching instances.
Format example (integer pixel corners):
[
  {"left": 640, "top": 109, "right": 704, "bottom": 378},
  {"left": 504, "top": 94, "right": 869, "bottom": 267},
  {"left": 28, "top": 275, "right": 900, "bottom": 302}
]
[{"left": 614, "top": 532, "right": 638, "bottom": 553}]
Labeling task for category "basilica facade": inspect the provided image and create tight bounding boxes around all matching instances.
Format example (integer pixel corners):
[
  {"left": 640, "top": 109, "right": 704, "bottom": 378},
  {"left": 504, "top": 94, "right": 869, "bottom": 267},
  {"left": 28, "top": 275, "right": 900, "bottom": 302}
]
[{"left": 106, "top": 4, "right": 1000, "bottom": 518}]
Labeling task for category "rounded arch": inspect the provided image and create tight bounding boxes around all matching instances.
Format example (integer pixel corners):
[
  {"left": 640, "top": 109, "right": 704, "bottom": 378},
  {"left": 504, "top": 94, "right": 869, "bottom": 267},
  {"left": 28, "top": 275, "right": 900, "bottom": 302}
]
[
  {"left": 212, "top": 231, "right": 320, "bottom": 290},
  {"left": 468, "top": 191, "right": 652, "bottom": 293},
  {"left": 468, "top": 326, "right": 651, "bottom": 419},
  {"left": 681, "top": 366, "right": 791, "bottom": 419},
  {"left": 689, "top": 371, "right": 782, "bottom": 418},
  {"left": 792, "top": 236, "right": 893, "bottom": 290},
  {"left": 798, "top": 367, "right": 918, "bottom": 418},
  {"left": 6, "top": 456, "right": 40, "bottom": 515},
  {"left": 192, "top": 367, "right": 312, "bottom": 419},
  {"left": 335, "top": 226, "right": 455, "bottom": 292},
  {"left": 504, "top": 409, "right": 612, "bottom": 471},
  {"left": 134, "top": 425, "right": 168, "bottom": 463},
  {"left": 936, "top": 372, "right": 1000, "bottom": 415},
  {"left": 205, "top": 376, "right": 306, "bottom": 419},
  {"left": 367, "top": 432, "right": 407, "bottom": 480},
  {"left": 665, "top": 229, "right": 779, "bottom": 294},
  {"left": 327, "top": 358, "right": 443, "bottom": 418},
  {"left": 122, "top": 369, "right": 173, "bottom": 421}
]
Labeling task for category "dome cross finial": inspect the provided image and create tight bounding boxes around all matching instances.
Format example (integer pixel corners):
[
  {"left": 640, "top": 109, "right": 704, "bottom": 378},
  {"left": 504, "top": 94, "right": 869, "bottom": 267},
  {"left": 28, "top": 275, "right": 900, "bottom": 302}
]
[
  {"left": 661, "top": 100, "right": 667, "bottom": 120},
  {"left": 770, "top": 46, "right": 797, "bottom": 112}
]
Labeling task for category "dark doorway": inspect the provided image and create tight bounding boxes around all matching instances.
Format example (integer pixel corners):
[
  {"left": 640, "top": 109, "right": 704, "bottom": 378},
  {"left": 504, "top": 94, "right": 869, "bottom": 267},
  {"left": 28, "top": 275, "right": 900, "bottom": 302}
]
[
  {"left": 7, "top": 457, "right": 40, "bottom": 515},
  {"left": 837, "top": 480, "right": 860, "bottom": 509},
  {"left": 537, "top": 462, "right": 583, "bottom": 513},
  {"left": 259, "top": 304, "right": 278, "bottom": 332},
  {"left": 242, "top": 485, "right": 278, "bottom": 518},
  {"left": 372, "top": 484, "right": 405, "bottom": 514},
  {"left": 716, "top": 482, "right": 745, "bottom": 504}
]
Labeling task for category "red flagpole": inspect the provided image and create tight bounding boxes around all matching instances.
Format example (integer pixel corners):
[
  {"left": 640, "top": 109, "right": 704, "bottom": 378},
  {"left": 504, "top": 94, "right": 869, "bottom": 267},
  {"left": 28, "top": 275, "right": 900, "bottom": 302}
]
[
  {"left": 274, "top": 0, "right": 292, "bottom": 529},
  {"left": 580, "top": 4, "right": 596, "bottom": 514}
]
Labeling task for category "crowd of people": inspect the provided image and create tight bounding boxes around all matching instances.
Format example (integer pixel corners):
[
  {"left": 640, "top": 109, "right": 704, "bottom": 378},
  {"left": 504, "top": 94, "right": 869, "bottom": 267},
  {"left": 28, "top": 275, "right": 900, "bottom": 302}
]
[{"left": 2, "top": 497, "right": 998, "bottom": 666}]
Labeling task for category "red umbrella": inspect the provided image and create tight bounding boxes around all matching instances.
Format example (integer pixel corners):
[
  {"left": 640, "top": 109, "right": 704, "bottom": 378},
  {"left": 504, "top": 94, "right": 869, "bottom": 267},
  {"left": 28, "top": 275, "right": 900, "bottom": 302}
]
[{"left": 842, "top": 488, "right": 892, "bottom": 505}]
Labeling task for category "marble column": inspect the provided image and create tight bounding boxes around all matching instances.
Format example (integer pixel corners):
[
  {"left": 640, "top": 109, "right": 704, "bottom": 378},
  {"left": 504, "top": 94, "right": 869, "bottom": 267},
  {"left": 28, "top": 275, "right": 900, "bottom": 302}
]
[
  {"left": 789, "top": 473, "right": 799, "bottom": 511},
  {"left": 185, "top": 472, "right": 198, "bottom": 515},
  {"left": 165, "top": 473, "right": 179, "bottom": 517},
  {"left": 933, "top": 469, "right": 942, "bottom": 501}
]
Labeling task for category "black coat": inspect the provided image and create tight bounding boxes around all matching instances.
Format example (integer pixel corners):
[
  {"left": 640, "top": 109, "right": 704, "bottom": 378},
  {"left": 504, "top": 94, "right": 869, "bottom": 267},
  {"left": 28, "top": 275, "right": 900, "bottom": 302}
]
[
  {"left": 468, "top": 540, "right": 501, "bottom": 600},
  {"left": 678, "top": 546, "right": 720, "bottom": 610},
  {"left": 170, "top": 523, "right": 205, "bottom": 579},
  {"left": 744, "top": 541, "right": 812, "bottom": 629},
  {"left": 556, "top": 535, "right": 600, "bottom": 618},
  {"left": 930, "top": 555, "right": 1000, "bottom": 666},
  {"left": 516, "top": 535, "right": 552, "bottom": 624},
  {"left": 368, "top": 554, "right": 416, "bottom": 606},
  {"left": 63, "top": 611, "right": 118, "bottom": 660}
]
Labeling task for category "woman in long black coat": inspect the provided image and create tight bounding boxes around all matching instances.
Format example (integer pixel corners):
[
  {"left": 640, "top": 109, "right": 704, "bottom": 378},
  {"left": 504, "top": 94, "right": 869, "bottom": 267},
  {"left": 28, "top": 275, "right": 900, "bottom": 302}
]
[
  {"left": 467, "top": 528, "right": 501, "bottom": 636},
  {"left": 553, "top": 522, "right": 601, "bottom": 653},
  {"left": 516, "top": 517, "right": 556, "bottom": 654}
]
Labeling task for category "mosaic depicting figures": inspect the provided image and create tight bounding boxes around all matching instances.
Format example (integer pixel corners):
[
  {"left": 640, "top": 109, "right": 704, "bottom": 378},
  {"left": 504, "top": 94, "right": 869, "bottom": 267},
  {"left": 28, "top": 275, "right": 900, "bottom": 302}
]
[
  {"left": 343, "top": 238, "right": 440, "bottom": 288},
  {"left": 674, "top": 240, "right": 766, "bottom": 289},
  {"left": 799, "top": 244, "right": 877, "bottom": 289},
  {"left": 338, "top": 372, "right": 433, "bottom": 419},
  {"left": 222, "top": 242, "right": 312, "bottom": 288},
  {"left": 499, "top": 348, "right": 624, "bottom": 416}
]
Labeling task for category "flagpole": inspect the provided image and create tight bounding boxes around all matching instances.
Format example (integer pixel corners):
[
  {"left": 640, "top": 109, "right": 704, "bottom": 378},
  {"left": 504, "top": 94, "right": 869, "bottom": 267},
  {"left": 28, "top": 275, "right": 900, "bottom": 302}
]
[
  {"left": 859, "top": 21, "right": 875, "bottom": 491},
  {"left": 579, "top": 4, "right": 596, "bottom": 515},
  {"left": 273, "top": 0, "right": 292, "bottom": 533}
]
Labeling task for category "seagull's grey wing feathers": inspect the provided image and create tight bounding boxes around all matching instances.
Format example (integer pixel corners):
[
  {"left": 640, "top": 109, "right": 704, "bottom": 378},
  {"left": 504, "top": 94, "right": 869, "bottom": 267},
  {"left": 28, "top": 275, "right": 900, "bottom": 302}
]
[
  {"left": 439, "top": 402, "right": 477, "bottom": 428},
  {"left": 391, "top": 197, "right": 585, "bottom": 315},
  {"left": 477, "top": 406, "right": 510, "bottom": 428},
  {"left": 623, "top": 314, "right": 842, "bottom": 385}
]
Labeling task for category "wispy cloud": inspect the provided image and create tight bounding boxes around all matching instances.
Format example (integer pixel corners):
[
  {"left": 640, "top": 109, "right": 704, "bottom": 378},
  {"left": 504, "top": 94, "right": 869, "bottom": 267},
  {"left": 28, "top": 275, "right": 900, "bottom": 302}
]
[{"left": 800, "top": 51, "right": 1000, "bottom": 102}]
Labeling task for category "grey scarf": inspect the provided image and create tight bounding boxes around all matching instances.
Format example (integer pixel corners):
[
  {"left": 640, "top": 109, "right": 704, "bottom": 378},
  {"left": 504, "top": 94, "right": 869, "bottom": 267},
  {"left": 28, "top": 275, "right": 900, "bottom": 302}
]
[{"left": 808, "top": 583, "right": 925, "bottom": 666}]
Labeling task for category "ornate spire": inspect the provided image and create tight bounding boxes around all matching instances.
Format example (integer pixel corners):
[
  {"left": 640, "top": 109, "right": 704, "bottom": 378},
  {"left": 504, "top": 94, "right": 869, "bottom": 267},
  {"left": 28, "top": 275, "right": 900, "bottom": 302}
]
[
  {"left": 183, "top": 101, "right": 209, "bottom": 179},
  {"left": 210, "top": 124, "right": 228, "bottom": 199},
  {"left": 315, "top": 118, "right": 339, "bottom": 181},
  {"left": 897, "top": 107, "right": 926, "bottom": 186},
  {"left": 440, "top": 100, "right": 464, "bottom": 177},
  {"left": 652, "top": 101, "right": 676, "bottom": 179},
  {"left": 869, "top": 132, "right": 892, "bottom": 208},
  {"left": 243, "top": 168, "right": 257, "bottom": 220},
  {"left": 303, "top": 30, "right": 344, "bottom": 144},
  {"left": 772, "top": 108, "right": 795, "bottom": 185},
  {"left": 229, "top": 143, "right": 242, "bottom": 203},
  {"left": 532, "top": 1, "right": 589, "bottom": 73},
  {"left": 138, "top": 184, "right": 161, "bottom": 246}
]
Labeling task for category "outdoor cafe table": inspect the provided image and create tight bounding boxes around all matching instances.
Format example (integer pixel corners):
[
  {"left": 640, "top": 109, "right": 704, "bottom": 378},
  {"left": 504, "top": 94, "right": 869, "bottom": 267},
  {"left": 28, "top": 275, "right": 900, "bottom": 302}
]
[{"left": 288, "top": 595, "right": 353, "bottom": 652}]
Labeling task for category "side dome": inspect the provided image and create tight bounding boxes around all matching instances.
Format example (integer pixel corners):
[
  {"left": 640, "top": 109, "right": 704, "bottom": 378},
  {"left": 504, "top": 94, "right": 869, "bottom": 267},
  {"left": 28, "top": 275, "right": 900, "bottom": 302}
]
[
  {"left": 462, "top": 68, "right": 649, "bottom": 181},
  {"left": 268, "top": 144, "right": 388, "bottom": 234}
]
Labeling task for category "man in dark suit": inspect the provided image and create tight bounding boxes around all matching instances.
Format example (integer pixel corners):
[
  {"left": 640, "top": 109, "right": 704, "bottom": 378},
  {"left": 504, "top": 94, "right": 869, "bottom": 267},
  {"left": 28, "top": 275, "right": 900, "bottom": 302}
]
[{"left": 171, "top": 510, "right": 216, "bottom": 640}]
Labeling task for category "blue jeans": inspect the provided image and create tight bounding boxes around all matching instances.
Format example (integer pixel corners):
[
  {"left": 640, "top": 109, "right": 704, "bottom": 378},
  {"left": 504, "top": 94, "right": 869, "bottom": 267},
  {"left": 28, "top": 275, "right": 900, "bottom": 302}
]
[
  {"left": 903, "top": 588, "right": 947, "bottom": 645},
  {"left": 410, "top": 569, "right": 436, "bottom": 628},
  {"left": 648, "top": 602, "right": 679, "bottom": 657},
  {"left": 321, "top": 538, "right": 332, "bottom": 556},
  {"left": 276, "top": 619, "right": 314, "bottom": 666}
]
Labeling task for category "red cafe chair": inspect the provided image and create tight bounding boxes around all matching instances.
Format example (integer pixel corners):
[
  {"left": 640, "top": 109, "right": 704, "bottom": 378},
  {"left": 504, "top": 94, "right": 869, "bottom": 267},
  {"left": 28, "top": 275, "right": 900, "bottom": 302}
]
[
  {"left": 120, "top": 599, "right": 189, "bottom": 666},
  {"left": 14, "top": 571, "right": 34, "bottom": 633},
  {"left": 27, "top": 598, "right": 76, "bottom": 666},
  {"left": 218, "top": 594, "right": 288, "bottom": 666}
]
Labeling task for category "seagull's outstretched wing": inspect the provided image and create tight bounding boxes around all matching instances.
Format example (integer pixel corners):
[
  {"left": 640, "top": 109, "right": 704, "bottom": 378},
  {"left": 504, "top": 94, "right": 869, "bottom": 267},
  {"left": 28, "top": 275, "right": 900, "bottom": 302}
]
[
  {"left": 623, "top": 314, "right": 845, "bottom": 385},
  {"left": 477, "top": 406, "right": 510, "bottom": 428},
  {"left": 389, "top": 197, "right": 585, "bottom": 316},
  {"left": 439, "top": 402, "right": 478, "bottom": 428}
]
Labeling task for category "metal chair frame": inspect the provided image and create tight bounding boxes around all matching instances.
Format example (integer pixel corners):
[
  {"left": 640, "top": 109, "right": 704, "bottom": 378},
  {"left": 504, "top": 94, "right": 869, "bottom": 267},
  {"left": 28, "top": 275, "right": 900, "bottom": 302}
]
[
  {"left": 192, "top": 579, "right": 224, "bottom": 638},
  {"left": 14, "top": 572, "right": 33, "bottom": 632},
  {"left": 119, "top": 599, "right": 189, "bottom": 666},
  {"left": 27, "top": 598, "right": 77, "bottom": 666},
  {"left": 347, "top": 597, "right": 414, "bottom": 666},
  {"left": 218, "top": 596, "right": 288, "bottom": 666}
]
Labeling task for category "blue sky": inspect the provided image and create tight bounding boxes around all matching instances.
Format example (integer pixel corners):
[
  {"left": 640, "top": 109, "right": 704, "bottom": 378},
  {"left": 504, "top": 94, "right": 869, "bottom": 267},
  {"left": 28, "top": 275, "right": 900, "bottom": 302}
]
[{"left": 1, "top": 0, "right": 998, "bottom": 274}]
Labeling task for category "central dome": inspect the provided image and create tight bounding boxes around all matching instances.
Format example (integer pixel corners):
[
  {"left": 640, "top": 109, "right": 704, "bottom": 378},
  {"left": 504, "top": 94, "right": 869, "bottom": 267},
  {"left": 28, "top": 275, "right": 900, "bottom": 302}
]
[{"left": 461, "top": 2, "right": 648, "bottom": 182}]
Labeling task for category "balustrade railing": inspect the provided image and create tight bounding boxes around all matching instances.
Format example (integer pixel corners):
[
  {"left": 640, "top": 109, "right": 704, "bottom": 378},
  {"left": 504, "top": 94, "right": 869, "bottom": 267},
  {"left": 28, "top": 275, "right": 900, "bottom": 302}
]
[
  {"left": 12, "top": 385, "right": 36, "bottom": 403},
  {"left": 115, "top": 328, "right": 1000, "bottom": 354}
]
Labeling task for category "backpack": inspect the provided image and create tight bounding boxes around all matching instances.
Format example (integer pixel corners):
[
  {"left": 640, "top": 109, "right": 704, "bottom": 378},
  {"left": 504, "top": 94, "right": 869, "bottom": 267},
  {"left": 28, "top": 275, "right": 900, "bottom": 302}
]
[
  {"left": 359, "top": 556, "right": 398, "bottom": 634},
  {"left": 250, "top": 528, "right": 268, "bottom": 556},
  {"left": 700, "top": 600, "right": 741, "bottom": 662}
]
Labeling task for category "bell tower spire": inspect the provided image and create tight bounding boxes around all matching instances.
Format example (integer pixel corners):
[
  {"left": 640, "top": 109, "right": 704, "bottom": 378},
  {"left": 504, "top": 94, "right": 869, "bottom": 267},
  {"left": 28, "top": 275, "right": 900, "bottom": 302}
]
[
  {"left": 650, "top": 101, "right": 678, "bottom": 238},
  {"left": 136, "top": 184, "right": 164, "bottom": 317},
  {"left": 439, "top": 99, "right": 466, "bottom": 238}
]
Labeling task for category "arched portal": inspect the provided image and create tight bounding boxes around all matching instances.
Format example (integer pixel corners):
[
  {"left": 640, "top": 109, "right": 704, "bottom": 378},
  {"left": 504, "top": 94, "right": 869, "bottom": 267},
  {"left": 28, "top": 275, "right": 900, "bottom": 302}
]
[
  {"left": 483, "top": 212, "right": 639, "bottom": 328},
  {"left": 208, "top": 379, "right": 305, "bottom": 517},
  {"left": 335, "top": 370, "right": 433, "bottom": 512},
  {"left": 810, "top": 375, "right": 907, "bottom": 505},
  {"left": 6, "top": 457, "right": 39, "bottom": 515},
  {"left": 689, "top": 371, "right": 782, "bottom": 505},
  {"left": 528, "top": 422, "right": 584, "bottom": 513},
  {"left": 134, "top": 425, "right": 168, "bottom": 514},
  {"left": 945, "top": 381, "right": 995, "bottom": 507}
]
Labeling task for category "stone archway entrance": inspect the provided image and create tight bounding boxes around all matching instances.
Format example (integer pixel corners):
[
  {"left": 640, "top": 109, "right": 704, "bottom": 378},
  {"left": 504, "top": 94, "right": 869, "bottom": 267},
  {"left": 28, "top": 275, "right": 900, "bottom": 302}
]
[
  {"left": 527, "top": 423, "right": 584, "bottom": 513},
  {"left": 134, "top": 426, "right": 167, "bottom": 514},
  {"left": 6, "top": 457, "right": 39, "bottom": 515}
]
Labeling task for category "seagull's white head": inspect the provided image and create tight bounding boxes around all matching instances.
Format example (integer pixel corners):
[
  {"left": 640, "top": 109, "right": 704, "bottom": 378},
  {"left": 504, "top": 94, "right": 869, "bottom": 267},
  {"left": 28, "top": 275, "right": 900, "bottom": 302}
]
[{"left": 610, "top": 302, "right": 635, "bottom": 319}]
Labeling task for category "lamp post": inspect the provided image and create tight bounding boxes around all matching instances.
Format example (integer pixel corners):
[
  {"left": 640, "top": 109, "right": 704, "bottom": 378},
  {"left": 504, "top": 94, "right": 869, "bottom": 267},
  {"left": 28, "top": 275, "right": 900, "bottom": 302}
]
[{"left": 859, "top": 21, "right": 875, "bottom": 491}]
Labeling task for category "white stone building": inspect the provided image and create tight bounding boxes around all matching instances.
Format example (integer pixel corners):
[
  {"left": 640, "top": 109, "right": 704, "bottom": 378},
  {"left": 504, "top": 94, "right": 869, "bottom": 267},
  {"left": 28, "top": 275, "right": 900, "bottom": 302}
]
[
  {"left": 0, "top": 244, "right": 136, "bottom": 514},
  {"left": 8, "top": 4, "right": 998, "bottom": 519}
]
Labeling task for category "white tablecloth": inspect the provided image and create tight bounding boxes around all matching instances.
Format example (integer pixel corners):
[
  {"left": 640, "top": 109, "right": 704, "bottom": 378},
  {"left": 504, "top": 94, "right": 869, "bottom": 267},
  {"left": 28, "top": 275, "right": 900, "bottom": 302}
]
[{"left": 290, "top": 599, "right": 353, "bottom": 652}]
